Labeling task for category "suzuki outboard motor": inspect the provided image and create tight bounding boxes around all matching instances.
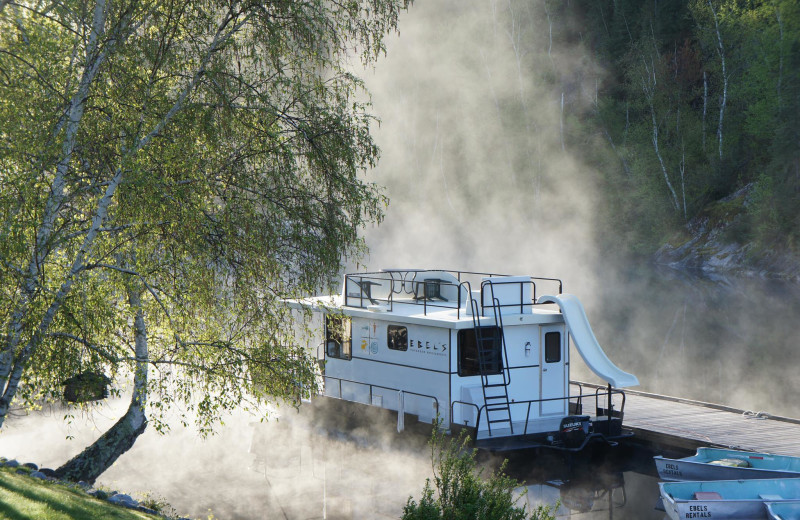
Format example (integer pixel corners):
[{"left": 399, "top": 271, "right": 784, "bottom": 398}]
[{"left": 559, "top": 415, "right": 591, "bottom": 448}]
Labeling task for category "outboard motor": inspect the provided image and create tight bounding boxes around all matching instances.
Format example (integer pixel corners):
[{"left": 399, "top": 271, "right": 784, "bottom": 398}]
[{"left": 559, "top": 415, "right": 591, "bottom": 449}]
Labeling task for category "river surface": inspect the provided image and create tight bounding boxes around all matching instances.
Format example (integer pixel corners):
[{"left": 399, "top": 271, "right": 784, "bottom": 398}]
[{"left": 245, "top": 405, "right": 673, "bottom": 520}]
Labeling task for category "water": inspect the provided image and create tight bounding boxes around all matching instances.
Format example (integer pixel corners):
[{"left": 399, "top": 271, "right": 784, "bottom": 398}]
[
  {"left": 579, "top": 266, "right": 800, "bottom": 418},
  {"left": 244, "top": 402, "right": 672, "bottom": 520}
]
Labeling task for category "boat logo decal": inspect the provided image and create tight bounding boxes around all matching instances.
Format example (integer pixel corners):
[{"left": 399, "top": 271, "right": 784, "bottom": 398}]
[{"left": 409, "top": 338, "right": 447, "bottom": 356}]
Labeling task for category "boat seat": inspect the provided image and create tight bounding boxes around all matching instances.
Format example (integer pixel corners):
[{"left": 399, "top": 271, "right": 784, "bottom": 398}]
[
  {"left": 693, "top": 492, "right": 722, "bottom": 500},
  {"left": 759, "top": 494, "right": 783, "bottom": 500}
]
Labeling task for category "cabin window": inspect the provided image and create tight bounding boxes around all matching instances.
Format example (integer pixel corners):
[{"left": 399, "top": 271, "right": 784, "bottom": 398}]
[
  {"left": 458, "top": 327, "right": 502, "bottom": 377},
  {"left": 325, "top": 315, "right": 351, "bottom": 360},
  {"left": 387, "top": 325, "right": 408, "bottom": 351},
  {"left": 545, "top": 331, "right": 561, "bottom": 363}
]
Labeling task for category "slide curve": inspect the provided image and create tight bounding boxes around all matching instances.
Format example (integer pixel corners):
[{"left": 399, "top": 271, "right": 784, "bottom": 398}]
[{"left": 539, "top": 293, "right": 639, "bottom": 388}]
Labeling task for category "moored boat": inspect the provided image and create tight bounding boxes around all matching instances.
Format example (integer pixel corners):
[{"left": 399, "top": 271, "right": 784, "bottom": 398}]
[
  {"left": 287, "top": 268, "right": 639, "bottom": 451},
  {"left": 659, "top": 478, "right": 800, "bottom": 520},
  {"left": 655, "top": 447, "right": 800, "bottom": 481},
  {"left": 767, "top": 500, "right": 800, "bottom": 520}
]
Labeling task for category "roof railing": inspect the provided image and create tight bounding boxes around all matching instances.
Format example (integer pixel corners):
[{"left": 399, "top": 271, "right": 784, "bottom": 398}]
[{"left": 342, "top": 269, "right": 563, "bottom": 317}]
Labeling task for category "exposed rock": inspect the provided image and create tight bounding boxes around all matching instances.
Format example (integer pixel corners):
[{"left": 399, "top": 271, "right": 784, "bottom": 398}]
[
  {"left": 3, "top": 455, "right": 185, "bottom": 518},
  {"left": 108, "top": 493, "right": 139, "bottom": 508},
  {"left": 39, "top": 468, "right": 57, "bottom": 478},
  {"left": 90, "top": 489, "right": 110, "bottom": 500},
  {"left": 656, "top": 184, "right": 800, "bottom": 281}
]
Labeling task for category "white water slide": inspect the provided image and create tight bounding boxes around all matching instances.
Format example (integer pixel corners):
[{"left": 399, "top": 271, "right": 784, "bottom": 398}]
[{"left": 538, "top": 293, "right": 639, "bottom": 388}]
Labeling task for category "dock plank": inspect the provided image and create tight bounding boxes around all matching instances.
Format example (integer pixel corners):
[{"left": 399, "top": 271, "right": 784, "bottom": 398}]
[{"left": 620, "top": 390, "right": 800, "bottom": 456}]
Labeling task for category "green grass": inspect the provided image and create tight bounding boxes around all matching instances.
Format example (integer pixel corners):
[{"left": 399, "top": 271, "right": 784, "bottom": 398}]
[{"left": 0, "top": 467, "right": 159, "bottom": 520}]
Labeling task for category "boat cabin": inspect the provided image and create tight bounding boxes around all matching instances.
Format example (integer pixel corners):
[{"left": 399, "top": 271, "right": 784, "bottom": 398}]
[{"left": 287, "top": 269, "right": 639, "bottom": 450}]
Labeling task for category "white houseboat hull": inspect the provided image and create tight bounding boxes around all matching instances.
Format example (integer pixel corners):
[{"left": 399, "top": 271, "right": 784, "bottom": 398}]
[{"left": 287, "top": 268, "right": 638, "bottom": 451}]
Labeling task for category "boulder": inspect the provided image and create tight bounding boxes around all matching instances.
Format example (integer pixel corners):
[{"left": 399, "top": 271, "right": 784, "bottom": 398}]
[
  {"left": 90, "top": 489, "right": 110, "bottom": 500},
  {"left": 108, "top": 493, "right": 139, "bottom": 508}
]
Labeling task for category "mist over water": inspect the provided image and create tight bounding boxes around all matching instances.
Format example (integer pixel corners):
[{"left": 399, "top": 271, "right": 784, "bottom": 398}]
[
  {"left": 586, "top": 267, "right": 800, "bottom": 418},
  {"left": 1, "top": 2, "right": 798, "bottom": 519},
  {"left": 359, "top": 0, "right": 601, "bottom": 286},
  {"left": 0, "top": 398, "right": 667, "bottom": 519},
  {"left": 357, "top": 0, "right": 800, "bottom": 418}
]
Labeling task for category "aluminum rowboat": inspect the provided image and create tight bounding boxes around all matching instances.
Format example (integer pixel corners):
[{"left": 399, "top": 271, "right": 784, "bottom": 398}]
[{"left": 655, "top": 447, "right": 800, "bottom": 481}]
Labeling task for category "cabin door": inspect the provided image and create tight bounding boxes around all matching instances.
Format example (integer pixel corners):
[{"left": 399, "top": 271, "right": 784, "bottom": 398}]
[{"left": 539, "top": 325, "right": 567, "bottom": 416}]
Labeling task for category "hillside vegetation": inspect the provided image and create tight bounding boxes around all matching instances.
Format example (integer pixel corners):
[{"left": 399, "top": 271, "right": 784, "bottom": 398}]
[{"left": 564, "top": 1, "right": 799, "bottom": 264}]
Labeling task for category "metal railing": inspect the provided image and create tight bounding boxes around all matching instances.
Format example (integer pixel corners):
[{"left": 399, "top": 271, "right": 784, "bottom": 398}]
[
  {"left": 450, "top": 386, "right": 627, "bottom": 437},
  {"left": 321, "top": 375, "right": 440, "bottom": 418},
  {"left": 342, "top": 269, "right": 563, "bottom": 318}
]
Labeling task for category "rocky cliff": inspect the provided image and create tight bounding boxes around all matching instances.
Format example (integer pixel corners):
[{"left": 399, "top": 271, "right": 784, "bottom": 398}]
[{"left": 655, "top": 185, "right": 800, "bottom": 282}]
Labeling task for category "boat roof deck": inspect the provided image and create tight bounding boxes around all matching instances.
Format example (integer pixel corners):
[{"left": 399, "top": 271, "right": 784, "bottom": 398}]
[{"left": 287, "top": 295, "right": 564, "bottom": 328}]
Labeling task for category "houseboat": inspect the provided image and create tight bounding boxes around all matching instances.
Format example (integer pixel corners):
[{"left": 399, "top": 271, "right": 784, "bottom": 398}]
[{"left": 287, "top": 269, "right": 639, "bottom": 451}]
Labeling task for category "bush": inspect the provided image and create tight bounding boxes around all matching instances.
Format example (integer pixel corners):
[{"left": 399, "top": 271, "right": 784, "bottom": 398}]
[{"left": 402, "top": 427, "right": 557, "bottom": 520}]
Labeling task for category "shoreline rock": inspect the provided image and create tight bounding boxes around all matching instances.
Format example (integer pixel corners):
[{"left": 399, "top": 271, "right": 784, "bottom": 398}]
[
  {"left": 0, "top": 457, "right": 191, "bottom": 519},
  {"left": 655, "top": 184, "right": 800, "bottom": 283}
]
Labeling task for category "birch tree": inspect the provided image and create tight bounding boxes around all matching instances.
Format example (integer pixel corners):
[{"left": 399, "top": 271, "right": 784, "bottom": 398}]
[
  {"left": 707, "top": 0, "right": 727, "bottom": 160},
  {"left": 0, "top": 0, "right": 411, "bottom": 471}
]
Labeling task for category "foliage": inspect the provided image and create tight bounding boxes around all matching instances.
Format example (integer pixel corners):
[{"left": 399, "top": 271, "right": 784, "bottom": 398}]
[
  {"left": 0, "top": 0, "right": 410, "bottom": 434},
  {"left": 402, "top": 428, "right": 557, "bottom": 520},
  {"left": 0, "top": 467, "right": 158, "bottom": 519},
  {"left": 566, "top": 0, "right": 800, "bottom": 257}
]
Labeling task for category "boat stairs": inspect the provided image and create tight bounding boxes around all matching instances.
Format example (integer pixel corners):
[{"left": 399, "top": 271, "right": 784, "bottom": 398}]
[{"left": 578, "top": 382, "right": 800, "bottom": 457}]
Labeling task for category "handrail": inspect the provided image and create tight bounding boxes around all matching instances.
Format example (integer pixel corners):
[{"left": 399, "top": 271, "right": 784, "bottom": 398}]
[
  {"left": 491, "top": 295, "right": 511, "bottom": 387},
  {"left": 341, "top": 270, "right": 563, "bottom": 317},
  {"left": 595, "top": 385, "right": 626, "bottom": 418},
  {"left": 456, "top": 280, "right": 472, "bottom": 320},
  {"left": 321, "top": 375, "right": 440, "bottom": 418},
  {"left": 451, "top": 387, "right": 628, "bottom": 437}
]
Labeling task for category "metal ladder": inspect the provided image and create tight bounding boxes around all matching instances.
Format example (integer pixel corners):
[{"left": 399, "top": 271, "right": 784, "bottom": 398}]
[{"left": 470, "top": 290, "right": 513, "bottom": 437}]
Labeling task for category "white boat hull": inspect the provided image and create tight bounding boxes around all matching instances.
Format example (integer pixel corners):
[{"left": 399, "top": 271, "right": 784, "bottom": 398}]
[
  {"left": 655, "top": 456, "right": 800, "bottom": 482},
  {"left": 659, "top": 479, "right": 800, "bottom": 520}
]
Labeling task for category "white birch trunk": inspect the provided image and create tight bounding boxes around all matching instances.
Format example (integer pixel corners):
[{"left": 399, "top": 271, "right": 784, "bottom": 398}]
[
  {"left": 54, "top": 282, "right": 149, "bottom": 484},
  {"left": 651, "top": 104, "right": 681, "bottom": 211},
  {"left": 702, "top": 70, "right": 708, "bottom": 152},
  {"left": 0, "top": 6, "right": 241, "bottom": 428},
  {"left": 708, "top": 0, "right": 726, "bottom": 160},
  {"left": 680, "top": 144, "right": 687, "bottom": 220},
  {"left": 560, "top": 92, "right": 565, "bottom": 151},
  {"left": 0, "top": 0, "right": 109, "bottom": 420},
  {"left": 641, "top": 57, "right": 680, "bottom": 212},
  {"left": 775, "top": 4, "right": 784, "bottom": 110}
]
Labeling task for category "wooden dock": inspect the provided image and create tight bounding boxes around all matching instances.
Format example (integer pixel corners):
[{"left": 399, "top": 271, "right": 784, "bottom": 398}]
[{"left": 614, "top": 387, "right": 800, "bottom": 457}]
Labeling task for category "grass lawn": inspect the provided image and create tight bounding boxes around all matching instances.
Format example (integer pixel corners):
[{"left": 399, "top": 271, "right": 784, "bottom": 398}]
[{"left": 0, "top": 467, "right": 159, "bottom": 520}]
